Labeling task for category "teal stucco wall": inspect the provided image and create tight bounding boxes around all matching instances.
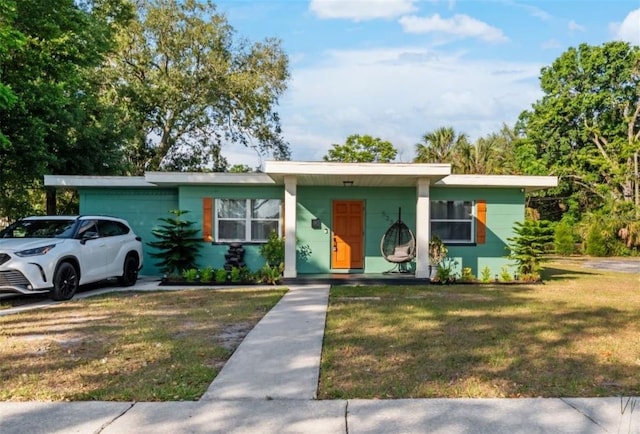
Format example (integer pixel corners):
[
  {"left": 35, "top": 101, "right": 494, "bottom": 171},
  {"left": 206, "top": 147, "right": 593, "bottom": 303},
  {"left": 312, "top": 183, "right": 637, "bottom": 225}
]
[
  {"left": 77, "top": 183, "right": 525, "bottom": 277},
  {"left": 295, "top": 186, "right": 416, "bottom": 274},
  {"left": 177, "top": 185, "right": 284, "bottom": 273},
  {"left": 431, "top": 187, "right": 524, "bottom": 278},
  {"left": 78, "top": 187, "right": 178, "bottom": 275}
]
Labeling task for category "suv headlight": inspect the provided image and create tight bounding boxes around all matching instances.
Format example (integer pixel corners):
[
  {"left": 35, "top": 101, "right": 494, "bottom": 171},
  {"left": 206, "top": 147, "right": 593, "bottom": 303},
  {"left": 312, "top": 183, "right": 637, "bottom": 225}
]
[{"left": 15, "top": 244, "right": 56, "bottom": 257}]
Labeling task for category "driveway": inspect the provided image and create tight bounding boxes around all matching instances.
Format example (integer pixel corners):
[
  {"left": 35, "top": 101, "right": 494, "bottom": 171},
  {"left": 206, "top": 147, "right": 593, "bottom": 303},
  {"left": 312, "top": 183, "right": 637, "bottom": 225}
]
[{"left": 581, "top": 258, "right": 640, "bottom": 274}]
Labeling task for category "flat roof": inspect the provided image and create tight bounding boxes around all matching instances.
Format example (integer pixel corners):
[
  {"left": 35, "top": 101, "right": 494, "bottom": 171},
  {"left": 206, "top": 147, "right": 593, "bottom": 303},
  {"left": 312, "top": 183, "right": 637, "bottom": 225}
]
[
  {"left": 436, "top": 174, "right": 558, "bottom": 192},
  {"left": 44, "top": 162, "right": 558, "bottom": 191},
  {"left": 144, "top": 172, "right": 276, "bottom": 186},
  {"left": 264, "top": 161, "right": 452, "bottom": 187},
  {"left": 44, "top": 175, "right": 154, "bottom": 188}
]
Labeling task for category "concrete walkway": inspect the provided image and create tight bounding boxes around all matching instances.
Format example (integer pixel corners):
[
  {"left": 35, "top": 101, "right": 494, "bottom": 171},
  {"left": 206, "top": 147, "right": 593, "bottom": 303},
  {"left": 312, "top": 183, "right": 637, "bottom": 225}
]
[
  {"left": 0, "top": 282, "right": 639, "bottom": 433},
  {"left": 201, "top": 285, "right": 329, "bottom": 400}
]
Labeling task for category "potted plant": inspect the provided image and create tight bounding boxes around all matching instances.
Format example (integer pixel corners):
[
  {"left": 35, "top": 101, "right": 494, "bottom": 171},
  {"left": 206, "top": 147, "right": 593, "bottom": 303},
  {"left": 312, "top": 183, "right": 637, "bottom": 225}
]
[
  {"left": 259, "top": 230, "right": 284, "bottom": 267},
  {"left": 429, "top": 236, "right": 447, "bottom": 279}
]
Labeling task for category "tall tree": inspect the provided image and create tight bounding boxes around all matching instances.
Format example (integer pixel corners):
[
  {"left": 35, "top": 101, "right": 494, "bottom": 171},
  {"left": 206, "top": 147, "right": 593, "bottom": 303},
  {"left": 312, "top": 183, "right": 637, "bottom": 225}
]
[
  {"left": 102, "top": 0, "right": 290, "bottom": 173},
  {"left": 0, "top": 0, "right": 23, "bottom": 154},
  {"left": 414, "top": 126, "right": 468, "bottom": 164},
  {"left": 454, "top": 124, "right": 518, "bottom": 174},
  {"left": 516, "top": 42, "right": 640, "bottom": 216},
  {"left": 0, "top": 0, "right": 131, "bottom": 218},
  {"left": 323, "top": 134, "right": 398, "bottom": 162}
]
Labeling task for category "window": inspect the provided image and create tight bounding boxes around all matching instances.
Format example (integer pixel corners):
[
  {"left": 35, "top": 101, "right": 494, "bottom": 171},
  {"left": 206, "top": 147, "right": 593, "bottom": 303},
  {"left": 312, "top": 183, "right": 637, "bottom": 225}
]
[
  {"left": 431, "top": 200, "right": 474, "bottom": 243},
  {"left": 215, "top": 199, "right": 281, "bottom": 242},
  {"left": 97, "top": 220, "right": 129, "bottom": 237}
]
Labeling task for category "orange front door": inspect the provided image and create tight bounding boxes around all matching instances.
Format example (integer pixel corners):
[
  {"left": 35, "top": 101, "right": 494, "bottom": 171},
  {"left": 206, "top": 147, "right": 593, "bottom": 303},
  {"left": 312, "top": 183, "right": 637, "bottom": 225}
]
[{"left": 332, "top": 200, "right": 364, "bottom": 269}]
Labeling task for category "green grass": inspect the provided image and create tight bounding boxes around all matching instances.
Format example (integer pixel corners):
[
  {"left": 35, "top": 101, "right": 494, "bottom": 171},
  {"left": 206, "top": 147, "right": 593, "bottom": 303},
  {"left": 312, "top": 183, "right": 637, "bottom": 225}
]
[
  {"left": 319, "top": 260, "right": 640, "bottom": 398},
  {"left": 0, "top": 288, "right": 286, "bottom": 401}
]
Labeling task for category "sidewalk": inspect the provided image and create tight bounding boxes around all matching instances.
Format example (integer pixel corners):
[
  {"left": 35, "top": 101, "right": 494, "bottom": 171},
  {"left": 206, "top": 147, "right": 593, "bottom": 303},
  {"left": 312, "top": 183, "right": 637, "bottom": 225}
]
[{"left": 0, "top": 283, "right": 638, "bottom": 433}]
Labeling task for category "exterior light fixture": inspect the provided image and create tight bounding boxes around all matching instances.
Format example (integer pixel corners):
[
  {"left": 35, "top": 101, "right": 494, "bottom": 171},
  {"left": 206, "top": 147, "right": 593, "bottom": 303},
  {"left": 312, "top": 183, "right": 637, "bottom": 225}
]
[{"left": 343, "top": 180, "right": 354, "bottom": 187}]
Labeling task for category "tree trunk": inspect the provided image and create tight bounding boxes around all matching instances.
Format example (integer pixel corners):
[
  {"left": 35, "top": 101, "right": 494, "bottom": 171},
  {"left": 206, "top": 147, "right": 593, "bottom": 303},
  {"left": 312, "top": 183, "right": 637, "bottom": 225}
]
[{"left": 46, "top": 188, "right": 57, "bottom": 215}]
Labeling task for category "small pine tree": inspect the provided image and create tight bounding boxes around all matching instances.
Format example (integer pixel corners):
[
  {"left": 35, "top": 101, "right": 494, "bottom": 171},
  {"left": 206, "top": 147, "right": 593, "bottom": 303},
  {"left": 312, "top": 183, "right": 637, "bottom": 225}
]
[
  {"left": 554, "top": 221, "right": 574, "bottom": 256},
  {"left": 148, "top": 210, "right": 202, "bottom": 275},
  {"left": 507, "top": 220, "right": 554, "bottom": 275}
]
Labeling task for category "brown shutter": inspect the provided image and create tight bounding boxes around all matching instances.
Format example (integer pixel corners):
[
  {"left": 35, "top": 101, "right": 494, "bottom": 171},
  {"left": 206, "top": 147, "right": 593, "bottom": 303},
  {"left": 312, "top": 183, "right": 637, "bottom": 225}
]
[
  {"left": 476, "top": 200, "right": 486, "bottom": 244},
  {"left": 203, "top": 197, "right": 213, "bottom": 241}
]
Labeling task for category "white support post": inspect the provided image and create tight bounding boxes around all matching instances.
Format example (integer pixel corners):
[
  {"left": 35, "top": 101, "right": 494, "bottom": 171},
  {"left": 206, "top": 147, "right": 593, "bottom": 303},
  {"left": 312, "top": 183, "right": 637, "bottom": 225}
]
[
  {"left": 415, "top": 178, "right": 431, "bottom": 279},
  {"left": 283, "top": 176, "right": 297, "bottom": 278}
]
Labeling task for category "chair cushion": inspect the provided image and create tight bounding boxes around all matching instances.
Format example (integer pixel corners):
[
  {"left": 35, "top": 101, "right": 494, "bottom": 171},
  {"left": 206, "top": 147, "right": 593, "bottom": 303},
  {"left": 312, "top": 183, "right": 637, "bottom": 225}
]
[{"left": 394, "top": 245, "right": 410, "bottom": 256}]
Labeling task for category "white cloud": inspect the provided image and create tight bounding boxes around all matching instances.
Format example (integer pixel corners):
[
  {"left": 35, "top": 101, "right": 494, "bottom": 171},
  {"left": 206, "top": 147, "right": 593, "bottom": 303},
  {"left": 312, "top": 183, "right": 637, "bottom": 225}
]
[
  {"left": 279, "top": 47, "right": 542, "bottom": 162},
  {"left": 309, "top": 0, "right": 417, "bottom": 21},
  {"left": 517, "top": 3, "right": 552, "bottom": 21},
  {"left": 399, "top": 14, "right": 508, "bottom": 43},
  {"left": 541, "top": 39, "right": 561, "bottom": 50},
  {"left": 610, "top": 8, "right": 640, "bottom": 44},
  {"left": 568, "top": 19, "right": 585, "bottom": 32}
]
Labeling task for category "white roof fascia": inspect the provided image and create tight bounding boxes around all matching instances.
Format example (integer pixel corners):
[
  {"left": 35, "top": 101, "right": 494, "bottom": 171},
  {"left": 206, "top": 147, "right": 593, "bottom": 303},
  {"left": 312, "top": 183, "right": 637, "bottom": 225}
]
[
  {"left": 144, "top": 171, "right": 275, "bottom": 186},
  {"left": 264, "top": 161, "right": 452, "bottom": 177},
  {"left": 44, "top": 175, "right": 153, "bottom": 188},
  {"left": 436, "top": 175, "right": 558, "bottom": 192}
]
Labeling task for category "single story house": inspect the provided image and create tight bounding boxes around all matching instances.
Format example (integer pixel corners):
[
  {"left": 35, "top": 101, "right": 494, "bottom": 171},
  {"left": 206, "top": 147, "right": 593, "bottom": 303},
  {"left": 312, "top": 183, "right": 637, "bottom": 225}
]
[{"left": 44, "top": 161, "right": 558, "bottom": 279}]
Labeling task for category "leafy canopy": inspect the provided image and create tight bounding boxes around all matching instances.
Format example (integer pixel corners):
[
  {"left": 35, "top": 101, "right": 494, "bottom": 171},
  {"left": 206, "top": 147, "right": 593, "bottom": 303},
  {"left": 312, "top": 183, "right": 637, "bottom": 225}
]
[
  {"left": 102, "top": 0, "right": 291, "bottom": 173},
  {"left": 516, "top": 41, "right": 640, "bottom": 217},
  {"left": 0, "top": 0, "right": 132, "bottom": 219},
  {"left": 323, "top": 134, "right": 398, "bottom": 163}
]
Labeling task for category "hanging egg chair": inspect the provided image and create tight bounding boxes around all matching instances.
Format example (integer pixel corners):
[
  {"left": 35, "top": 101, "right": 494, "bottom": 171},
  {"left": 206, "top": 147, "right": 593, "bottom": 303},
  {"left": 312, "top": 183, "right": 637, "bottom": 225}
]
[{"left": 380, "top": 207, "right": 416, "bottom": 273}]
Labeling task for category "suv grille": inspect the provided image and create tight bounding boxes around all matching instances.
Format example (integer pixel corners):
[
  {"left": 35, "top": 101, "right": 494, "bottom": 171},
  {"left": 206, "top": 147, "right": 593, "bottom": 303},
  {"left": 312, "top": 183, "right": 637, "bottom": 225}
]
[
  {"left": 0, "top": 270, "right": 30, "bottom": 288},
  {"left": 0, "top": 254, "right": 9, "bottom": 266}
]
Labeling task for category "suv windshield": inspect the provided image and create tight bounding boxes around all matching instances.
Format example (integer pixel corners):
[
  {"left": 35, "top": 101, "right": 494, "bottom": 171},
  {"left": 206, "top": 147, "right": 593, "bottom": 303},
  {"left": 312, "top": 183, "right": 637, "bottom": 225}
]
[{"left": 0, "top": 219, "right": 77, "bottom": 239}]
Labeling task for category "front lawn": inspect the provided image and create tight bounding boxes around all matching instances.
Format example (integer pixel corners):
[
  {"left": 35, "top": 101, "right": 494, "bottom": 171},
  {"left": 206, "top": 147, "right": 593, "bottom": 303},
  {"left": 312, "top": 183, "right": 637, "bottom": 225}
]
[
  {"left": 0, "top": 288, "right": 286, "bottom": 401},
  {"left": 319, "top": 261, "right": 640, "bottom": 398}
]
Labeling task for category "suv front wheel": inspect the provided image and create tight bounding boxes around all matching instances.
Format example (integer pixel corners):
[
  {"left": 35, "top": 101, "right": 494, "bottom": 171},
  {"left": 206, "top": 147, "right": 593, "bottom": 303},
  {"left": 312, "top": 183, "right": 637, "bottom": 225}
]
[{"left": 51, "top": 262, "right": 79, "bottom": 301}]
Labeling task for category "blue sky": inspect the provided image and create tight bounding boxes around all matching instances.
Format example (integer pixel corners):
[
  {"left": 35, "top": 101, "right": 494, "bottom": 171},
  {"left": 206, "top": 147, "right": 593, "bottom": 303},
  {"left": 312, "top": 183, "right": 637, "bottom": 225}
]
[{"left": 214, "top": 0, "right": 640, "bottom": 166}]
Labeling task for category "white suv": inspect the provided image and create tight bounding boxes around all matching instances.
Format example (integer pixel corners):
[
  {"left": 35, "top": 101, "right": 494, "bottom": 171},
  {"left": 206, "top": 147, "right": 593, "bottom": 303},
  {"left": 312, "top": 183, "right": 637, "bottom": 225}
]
[{"left": 0, "top": 215, "right": 143, "bottom": 300}]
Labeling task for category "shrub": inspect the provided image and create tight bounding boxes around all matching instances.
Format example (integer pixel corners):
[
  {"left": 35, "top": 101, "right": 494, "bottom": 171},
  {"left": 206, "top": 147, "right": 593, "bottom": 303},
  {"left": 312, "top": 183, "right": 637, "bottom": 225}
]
[
  {"left": 460, "top": 267, "right": 475, "bottom": 282},
  {"left": 585, "top": 223, "right": 609, "bottom": 257},
  {"left": 238, "top": 266, "right": 253, "bottom": 283},
  {"left": 500, "top": 266, "right": 513, "bottom": 282},
  {"left": 520, "top": 272, "right": 541, "bottom": 282},
  {"left": 182, "top": 268, "right": 199, "bottom": 282},
  {"left": 480, "top": 266, "right": 492, "bottom": 283},
  {"left": 258, "top": 263, "right": 284, "bottom": 285},
  {"left": 148, "top": 210, "right": 202, "bottom": 275},
  {"left": 200, "top": 266, "right": 214, "bottom": 282},
  {"left": 215, "top": 268, "right": 228, "bottom": 283},
  {"left": 554, "top": 221, "right": 574, "bottom": 256},
  {"left": 230, "top": 266, "right": 241, "bottom": 283},
  {"left": 433, "top": 258, "right": 458, "bottom": 284}
]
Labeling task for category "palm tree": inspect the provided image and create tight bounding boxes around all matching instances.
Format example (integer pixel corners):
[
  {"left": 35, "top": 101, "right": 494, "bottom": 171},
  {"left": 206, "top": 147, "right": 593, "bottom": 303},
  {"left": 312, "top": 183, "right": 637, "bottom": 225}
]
[
  {"left": 414, "top": 126, "right": 468, "bottom": 164},
  {"left": 452, "top": 123, "right": 519, "bottom": 174}
]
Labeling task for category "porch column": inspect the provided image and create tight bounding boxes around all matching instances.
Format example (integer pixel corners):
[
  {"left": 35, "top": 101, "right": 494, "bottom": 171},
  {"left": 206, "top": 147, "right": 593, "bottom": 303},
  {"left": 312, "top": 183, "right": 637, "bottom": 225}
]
[
  {"left": 415, "top": 178, "right": 430, "bottom": 278},
  {"left": 283, "top": 176, "right": 297, "bottom": 278}
]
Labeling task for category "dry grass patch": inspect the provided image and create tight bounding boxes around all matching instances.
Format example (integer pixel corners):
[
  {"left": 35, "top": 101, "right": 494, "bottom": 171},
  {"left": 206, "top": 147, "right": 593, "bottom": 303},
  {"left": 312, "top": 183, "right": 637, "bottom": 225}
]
[
  {"left": 320, "top": 261, "right": 640, "bottom": 399},
  {"left": 0, "top": 288, "right": 286, "bottom": 401}
]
